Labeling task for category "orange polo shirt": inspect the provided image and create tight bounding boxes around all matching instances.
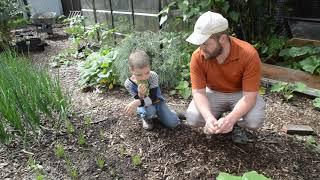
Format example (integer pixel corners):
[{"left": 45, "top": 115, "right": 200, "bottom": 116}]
[{"left": 190, "top": 37, "right": 261, "bottom": 92}]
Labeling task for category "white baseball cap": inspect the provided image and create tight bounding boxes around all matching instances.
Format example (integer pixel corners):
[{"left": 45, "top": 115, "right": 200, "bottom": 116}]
[{"left": 186, "top": 11, "right": 228, "bottom": 45}]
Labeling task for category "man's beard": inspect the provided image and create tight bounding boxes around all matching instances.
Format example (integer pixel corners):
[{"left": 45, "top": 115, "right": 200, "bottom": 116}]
[{"left": 203, "top": 43, "right": 223, "bottom": 60}]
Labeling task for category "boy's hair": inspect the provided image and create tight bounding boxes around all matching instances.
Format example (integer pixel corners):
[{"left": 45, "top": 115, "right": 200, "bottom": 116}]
[{"left": 128, "top": 50, "right": 150, "bottom": 69}]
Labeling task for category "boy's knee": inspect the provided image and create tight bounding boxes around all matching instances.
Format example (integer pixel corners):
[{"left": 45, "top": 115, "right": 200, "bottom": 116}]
[{"left": 165, "top": 119, "right": 180, "bottom": 128}]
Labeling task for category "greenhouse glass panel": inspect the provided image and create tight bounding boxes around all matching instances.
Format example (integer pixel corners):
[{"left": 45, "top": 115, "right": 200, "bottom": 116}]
[
  {"left": 82, "top": 11, "right": 95, "bottom": 26},
  {"left": 113, "top": 14, "right": 133, "bottom": 34},
  {"left": 111, "top": 0, "right": 131, "bottom": 12},
  {"left": 96, "top": 12, "right": 113, "bottom": 29},
  {"left": 95, "top": 0, "right": 110, "bottom": 10},
  {"left": 134, "top": 16, "right": 159, "bottom": 32},
  {"left": 133, "top": 0, "right": 159, "bottom": 13},
  {"left": 80, "top": 0, "right": 93, "bottom": 9}
]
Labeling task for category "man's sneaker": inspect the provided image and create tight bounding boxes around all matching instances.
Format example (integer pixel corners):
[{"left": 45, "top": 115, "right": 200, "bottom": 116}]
[
  {"left": 141, "top": 118, "right": 154, "bottom": 130},
  {"left": 232, "top": 125, "right": 250, "bottom": 144}
]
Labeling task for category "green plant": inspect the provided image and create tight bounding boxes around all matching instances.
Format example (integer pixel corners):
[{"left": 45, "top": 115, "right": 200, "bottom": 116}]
[
  {"left": 270, "top": 82, "right": 306, "bottom": 101},
  {"left": 50, "top": 51, "right": 74, "bottom": 68},
  {"left": 313, "top": 91, "right": 320, "bottom": 109},
  {"left": 119, "top": 145, "right": 126, "bottom": 158},
  {"left": 78, "top": 132, "right": 86, "bottom": 146},
  {"left": 79, "top": 49, "right": 118, "bottom": 91},
  {"left": 27, "top": 156, "right": 45, "bottom": 179},
  {"left": 99, "top": 129, "right": 105, "bottom": 141},
  {"left": 65, "top": 15, "right": 86, "bottom": 48},
  {"left": 173, "top": 80, "right": 192, "bottom": 99},
  {"left": 0, "top": 51, "right": 69, "bottom": 143},
  {"left": 254, "top": 36, "right": 287, "bottom": 60},
  {"left": 54, "top": 143, "right": 65, "bottom": 158},
  {"left": 112, "top": 31, "right": 193, "bottom": 92},
  {"left": 96, "top": 156, "right": 106, "bottom": 169},
  {"left": 66, "top": 120, "right": 75, "bottom": 135},
  {"left": 279, "top": 46, "right": 320, "bottom": 75},
  {"left": 305, "top": 136, "right": 320, "bottom": 153},
  {"left": 8, "top": 16, "right": 30, "bottom": 29},
  {"left": 66, "top": 159, "right": 78, "bottom": 179},
  {"left": 217, "top": 171, "right": 270, "bottom": 180},
  {"left": 84, "top": 116, "right": 92, "bottom": 127},
  {"left": 131, "top": 155, "right": 142, "bottom": 167},
  {"left": 36, "top": 174, "right": 44, "bottom": 180},
  {"left": 314, "top": 98, "right": 320, "bottom": 109},
  {"left": 0, "top": 0, "right": 27, "bottom": 48},
  {"left": 160, "top": 0, "right": 239, "bottom": 32}
]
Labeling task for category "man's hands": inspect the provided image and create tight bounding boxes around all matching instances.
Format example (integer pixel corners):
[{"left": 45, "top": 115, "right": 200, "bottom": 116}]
[
  {"left": 124, "top": 99, "right": 141, "bottom": 115},
  {"left": 214, "top": 117, "right": 236, "bottom": 134},
  {"left": 203, "top": 117, "right": 218, "bottom": 134},
  {"left": 204, "top": 116, "right": 237, "bottom": 134},
  {"left": 138, "top": 84, "right": 148, "bottom": 98}
]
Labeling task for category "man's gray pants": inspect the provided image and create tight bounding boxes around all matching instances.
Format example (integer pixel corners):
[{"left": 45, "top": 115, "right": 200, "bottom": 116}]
[{"left": 186, "top": 88, "right": 266, "bottom": 130}]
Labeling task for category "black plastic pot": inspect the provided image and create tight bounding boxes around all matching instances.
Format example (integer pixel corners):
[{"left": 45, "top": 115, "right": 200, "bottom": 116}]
[{"left": 15, "top": 38, "right": 45, "bottom": 52}]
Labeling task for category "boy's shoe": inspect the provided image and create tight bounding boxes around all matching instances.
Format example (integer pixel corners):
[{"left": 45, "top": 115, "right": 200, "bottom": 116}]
[
  {"left": 232, "top": 125, "right": 251, "bottom": 144},
  {"left": 141, "top": 118, "right": 154, "bottom": 130}
]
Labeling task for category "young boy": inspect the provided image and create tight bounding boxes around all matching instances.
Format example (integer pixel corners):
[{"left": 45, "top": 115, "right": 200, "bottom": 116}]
[{"left": 124, "top": 50, "right": 180, "bottom": 130}]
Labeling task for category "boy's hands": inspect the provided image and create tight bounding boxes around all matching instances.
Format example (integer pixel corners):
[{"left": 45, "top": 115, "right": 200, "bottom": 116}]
[
  {"left": 138, "top": 84, "right": 148, "bottom": 98},
  {"left": 125, "top": 99, "right": 141, "bottom": 115}
]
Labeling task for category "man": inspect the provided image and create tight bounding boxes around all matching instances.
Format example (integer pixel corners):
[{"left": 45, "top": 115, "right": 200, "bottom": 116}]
[{"left": 185, "top": 11, "right": 266, "bottom": 144}]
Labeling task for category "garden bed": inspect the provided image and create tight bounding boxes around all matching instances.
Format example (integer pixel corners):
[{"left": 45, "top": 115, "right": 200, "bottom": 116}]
[{"left": 0, "top": 31, "right": 320, "bottom": 180}]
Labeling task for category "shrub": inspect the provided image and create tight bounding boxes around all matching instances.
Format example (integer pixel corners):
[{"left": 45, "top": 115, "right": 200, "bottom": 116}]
[{"left": 112, "top": 31, "right": 194, "bottom": 92}]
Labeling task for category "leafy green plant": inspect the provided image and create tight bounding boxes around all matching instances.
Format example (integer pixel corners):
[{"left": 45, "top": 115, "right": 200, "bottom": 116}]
[
  {"left": 0, "top": 0, "right": 27, "bottom": 47},
  {"left": 160, "top": 0, "right": 239, "bottom": 32},
  {"left": 161, "top": 0, "right": 281, "bottom": 46},
  {"left": 0, "top": 51, "right": 69, "bottom": 143},
  {"left": 54, "top": 143, "right": 65, "bottom": 158},
  {"left": 279, "top": 46, "right": 320, "bottom": 75},
  {"left": 313, "top": 91, "right": 320, "bottom": 109},
  {"left": 65, "top": 15, "right": 86, "bottom": 48},
  {"left": 217, "top": 171, "right": 270, "bottom": 180},
  {"left": 314, "top": 98, "right": 320, "bottom": 109},
  {"left": 78, "top": 49, "right": 118, "bottom": 91},
  {"left": 254, "top": 36, "right": 287, "bottom": 60},
  {"left": 131, "top": 155, "right": 142, "bottom": 167},
  {"left": 96, "top": 156, "right": 106, "bottom": 169},
  {"left": 270, "top": 82, "right": 306, "bottom": 101},
  {"left": 174, "top": 80, "right": 192, "bottom": 99},
  {"left": 50, "top": 51, "right": 74, "bottom": 68},
  {"left": 65, "top": 15, "right": 115, "bottom": 54}
]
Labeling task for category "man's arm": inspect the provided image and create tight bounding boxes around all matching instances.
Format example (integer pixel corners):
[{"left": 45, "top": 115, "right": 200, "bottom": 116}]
[
  {"left": 192, "top": 88, "right": 218, "bottom": 133},
  {"left": 215, "top": 91, "right": 258, "bottom": 133}
]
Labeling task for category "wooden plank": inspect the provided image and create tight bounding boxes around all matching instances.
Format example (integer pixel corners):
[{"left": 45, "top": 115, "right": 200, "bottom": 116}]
[
  {"left": 287, "top": 38, "right": 320, "bottom": 46},
  {"left": 282, "top": 124, "right": 314, "bottom": 135},
  {"left": 261, "top": 78, "right": 319, "bottom": 97},
  {"left": 262, "top": 63, "right": 320, "bottom": 90}
]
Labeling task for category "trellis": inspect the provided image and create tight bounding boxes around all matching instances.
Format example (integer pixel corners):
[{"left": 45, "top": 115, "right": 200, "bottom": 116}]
[{"left": 80, "top": 0, "right": 163, "bottom": 38}]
